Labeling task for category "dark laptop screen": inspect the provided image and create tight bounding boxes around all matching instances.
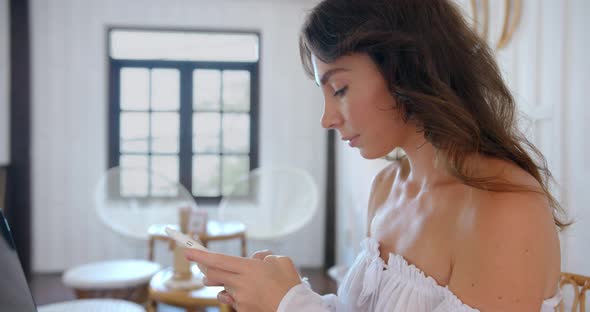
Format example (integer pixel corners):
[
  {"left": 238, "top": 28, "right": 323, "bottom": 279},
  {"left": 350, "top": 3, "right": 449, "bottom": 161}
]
[{"left": 0, "top": 209, "right": 38, "bottom": 311}]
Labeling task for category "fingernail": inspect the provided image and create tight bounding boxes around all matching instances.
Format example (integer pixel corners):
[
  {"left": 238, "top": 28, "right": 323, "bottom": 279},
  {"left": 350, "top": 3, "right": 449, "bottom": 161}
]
[{"left": 218, "top": 292, "right": 230, "bottom": 304}]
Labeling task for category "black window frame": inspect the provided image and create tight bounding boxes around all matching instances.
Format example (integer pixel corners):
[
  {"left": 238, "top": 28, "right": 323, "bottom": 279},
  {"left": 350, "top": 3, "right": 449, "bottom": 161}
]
[{"left": 107, "top": 28, "right": 260, "bottom": 206}]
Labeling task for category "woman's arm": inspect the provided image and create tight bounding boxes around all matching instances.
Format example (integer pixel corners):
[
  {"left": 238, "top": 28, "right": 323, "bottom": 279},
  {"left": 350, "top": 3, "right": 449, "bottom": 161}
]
[
  {"left": 446, "top": 192, "right": 560, "bottom": 311},
  {"left": 185, "top": 248, "right": 339, "bottom": 312}
]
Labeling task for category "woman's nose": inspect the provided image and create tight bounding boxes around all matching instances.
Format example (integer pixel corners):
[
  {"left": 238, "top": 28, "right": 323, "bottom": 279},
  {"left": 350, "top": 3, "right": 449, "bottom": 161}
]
[{"left": 320, "top": 99, "right": 343, "bottom": 129}]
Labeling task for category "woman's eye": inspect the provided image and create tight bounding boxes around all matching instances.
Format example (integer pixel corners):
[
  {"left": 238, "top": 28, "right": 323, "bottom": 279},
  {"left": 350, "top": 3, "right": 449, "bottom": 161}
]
[{"left": 333, "top": 86, "right": 348, "bottom": 98}]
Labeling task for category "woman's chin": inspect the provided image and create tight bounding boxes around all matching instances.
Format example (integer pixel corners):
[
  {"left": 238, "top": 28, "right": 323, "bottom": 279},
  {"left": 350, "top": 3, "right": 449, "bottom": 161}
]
[{"left": 358, "top": 148, "right": 387, "bottom": 160}]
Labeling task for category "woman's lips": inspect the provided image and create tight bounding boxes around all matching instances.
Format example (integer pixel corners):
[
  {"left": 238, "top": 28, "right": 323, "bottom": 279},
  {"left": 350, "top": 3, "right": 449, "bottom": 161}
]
[{"left": 344, "top": 135, "right": 360, "bottom": 147}]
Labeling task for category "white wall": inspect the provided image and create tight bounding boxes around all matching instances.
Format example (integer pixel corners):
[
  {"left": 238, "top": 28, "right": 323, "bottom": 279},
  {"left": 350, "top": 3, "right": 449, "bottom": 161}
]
[
  {"left": 31, "top": 0, "right": 325, "bottom": 272},
  {"left": 0, "top": 0, "right": 9, "bottom": 165},
  {"left": 333, "top": 0, "right": 590, "bottom": 280},
  {"left": 561, "top": 0, "right": 590, "bottom": 276}
]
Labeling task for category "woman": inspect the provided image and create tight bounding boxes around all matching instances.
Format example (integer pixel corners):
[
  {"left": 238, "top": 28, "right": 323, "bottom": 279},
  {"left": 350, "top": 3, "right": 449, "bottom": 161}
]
[{"left": 185, "top": 0, "right": 568, "bottom": 311}]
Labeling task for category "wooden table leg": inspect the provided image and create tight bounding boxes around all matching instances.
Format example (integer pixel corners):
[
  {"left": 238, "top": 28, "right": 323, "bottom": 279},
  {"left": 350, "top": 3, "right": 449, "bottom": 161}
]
[
  {"left": 220, "top": 303, "right": 234, "bottom": 312},
  {"left": 240, "top": 234, "right": 247, "bottom": 257},
  {"left": 148, "top": 238, "right": 155, "bottom": 261},
  {"left": 146, "top": 299, "right": 157, "bottom": 312}
]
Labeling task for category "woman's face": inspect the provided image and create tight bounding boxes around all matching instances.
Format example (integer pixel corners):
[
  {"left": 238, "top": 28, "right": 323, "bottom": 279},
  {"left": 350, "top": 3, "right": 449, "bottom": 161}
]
[{"left": 312, "top": 53, "right": 411, "bottom": 159}]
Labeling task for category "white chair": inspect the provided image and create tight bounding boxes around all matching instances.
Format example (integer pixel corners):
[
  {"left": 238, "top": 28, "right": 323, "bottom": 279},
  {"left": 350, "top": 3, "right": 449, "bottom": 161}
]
[
  {"left": 95, "top": 167, "right": 198, "bottom": 241},
  {"left": 218, "top": 167, "right": 319, "bottom": 248},
  {"left": 37, "top": 298, "right": 144, "bottom": 312},
  {"left": 62, "top": 166, "right": 197, "bottom": 304}
]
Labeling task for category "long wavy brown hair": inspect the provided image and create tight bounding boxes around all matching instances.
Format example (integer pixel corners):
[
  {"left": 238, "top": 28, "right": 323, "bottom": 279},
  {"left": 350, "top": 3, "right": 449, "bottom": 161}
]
[{"left": 299, "top": 0, "right": 569, "bottom": 229}]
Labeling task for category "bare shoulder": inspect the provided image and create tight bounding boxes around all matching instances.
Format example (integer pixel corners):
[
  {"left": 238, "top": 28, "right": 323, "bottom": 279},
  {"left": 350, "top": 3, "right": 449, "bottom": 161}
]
[
  {"left": 449, "top": 161, "right": 561, "bottom": 311},
  {"left": 366, "top": 159, "right": 404, "bottom": 235}
]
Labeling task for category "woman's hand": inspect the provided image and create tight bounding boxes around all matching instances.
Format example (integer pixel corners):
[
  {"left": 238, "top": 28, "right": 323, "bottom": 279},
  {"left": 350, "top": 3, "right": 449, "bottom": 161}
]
[
  {"left": 185, "top": 249, "right": 302, "bottom": 312},
  {"left": 214, "top": 250, "right": 274, "bottom": 306}
]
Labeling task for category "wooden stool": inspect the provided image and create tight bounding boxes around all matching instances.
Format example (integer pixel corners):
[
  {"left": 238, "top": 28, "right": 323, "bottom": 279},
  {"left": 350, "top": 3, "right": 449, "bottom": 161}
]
[
  {"left": 148, "top": 266, "right": 233, "bottom": 312},
  {"left": 62, "top": 260, "right": 161, "bottom": 305},
  {"left": 148, "top": 221, "right": 247, "bottom": 260}
]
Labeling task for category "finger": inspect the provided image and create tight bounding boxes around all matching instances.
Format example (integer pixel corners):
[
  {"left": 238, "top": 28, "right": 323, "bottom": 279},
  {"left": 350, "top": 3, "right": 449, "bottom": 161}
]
[
  {"left": 224, "top": 286, "right": 236, "bottom": 297},
  {"left": 262, "top": 254, "right": 282, "bottom": 263},
  {"left": 202, "top": 276, "right": 224, "bottom": 287},
  {"left": 199, "top": 264, "right": 208, "bottom": 276},
  {"left": 205, "top": 266, "right": 240, "bottom": 286},
  {"left": 217, "top": 290, "right": 235, "bottom": 305},
  {"left": 263, "top": 255, "right": 296, "bottom": 270},
  {"left": 251, "top": 250, "right": 273, "bottom": 260},
  {"left": 185, "top": 249, "right": 256, "bottom": 274}
]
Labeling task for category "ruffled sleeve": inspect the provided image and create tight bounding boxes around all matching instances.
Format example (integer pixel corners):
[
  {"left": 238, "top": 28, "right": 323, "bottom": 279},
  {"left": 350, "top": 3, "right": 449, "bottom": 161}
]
[
  {"left": 276, "top": 279, "right": 339, "bottom": 312},
  {"left": 432, "top": 287, "right": 562, "bottom": 312},
  {"left": 430, "top": 290, "right": 480, "bottom": 312}
]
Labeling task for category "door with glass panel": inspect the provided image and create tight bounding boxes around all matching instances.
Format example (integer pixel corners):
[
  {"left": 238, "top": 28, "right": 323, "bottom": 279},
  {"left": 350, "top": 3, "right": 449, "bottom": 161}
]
[
  {"left": 111, "top": 62, "right": 257, "bottom": 204},
  {"left": 192, "top": 68, "right": 254, "bottom": 199}
]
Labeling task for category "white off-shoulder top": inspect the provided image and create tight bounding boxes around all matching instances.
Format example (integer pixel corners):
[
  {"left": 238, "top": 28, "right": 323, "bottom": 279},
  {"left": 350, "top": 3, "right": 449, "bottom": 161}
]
[{"left": 278, "top": 237, "right": 561, "bottom": 312}]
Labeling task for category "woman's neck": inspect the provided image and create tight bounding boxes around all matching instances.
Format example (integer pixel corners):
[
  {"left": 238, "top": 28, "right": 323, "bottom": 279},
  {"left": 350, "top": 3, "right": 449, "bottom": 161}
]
[{"left": 398, "top": 131, "right": 458, "bottom": 192}]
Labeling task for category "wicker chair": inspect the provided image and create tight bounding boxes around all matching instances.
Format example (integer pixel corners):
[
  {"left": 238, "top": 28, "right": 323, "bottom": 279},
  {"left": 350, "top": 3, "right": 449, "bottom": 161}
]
[{"left": 558, "top": 272, "right": 590, "bottom": 311}]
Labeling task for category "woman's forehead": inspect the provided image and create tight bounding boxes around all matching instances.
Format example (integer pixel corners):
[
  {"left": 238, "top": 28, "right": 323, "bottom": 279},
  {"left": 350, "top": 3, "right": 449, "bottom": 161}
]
[{"left": 312, "top": 53, "right": 373, "bottom": 85}]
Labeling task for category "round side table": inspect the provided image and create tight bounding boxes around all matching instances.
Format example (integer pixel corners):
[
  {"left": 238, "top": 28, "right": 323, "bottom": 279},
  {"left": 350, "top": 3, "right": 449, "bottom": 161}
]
[
  {"left": 62, "top": 259, "right": 161, "bottom": 304},
  {"left": 148, "top": 266, "right": 233, "bottom": 312}
]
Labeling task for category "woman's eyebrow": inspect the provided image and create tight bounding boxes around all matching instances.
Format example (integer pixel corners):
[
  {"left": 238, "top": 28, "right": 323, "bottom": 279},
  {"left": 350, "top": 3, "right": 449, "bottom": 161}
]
[{"left": 315, "top": 68, "right": 351, "bottom": 86}]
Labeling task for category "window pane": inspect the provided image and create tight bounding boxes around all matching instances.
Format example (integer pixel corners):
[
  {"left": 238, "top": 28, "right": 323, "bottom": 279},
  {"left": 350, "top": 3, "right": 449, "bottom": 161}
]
[
  {"left": 120, "top": 154, "right": 149, "bottom": 169},
  {"left": 222, "top": 114, "right": 250, "bottom": 153},
  {"left": 120, "top": 112, "right": 149, "bottom": 153},
  {"left": 151, "top": 112, "right": 179, "bottom": 153},
  {"left": 151, "top": 155, "right": 179, "bottom": 196},
  {"left": 111, "top": 30, "right": 259, "bottom": 62},
  {"left": 193, "top": 70, "right": 221, "bottom": 111},
  {"left": 193, "top": 113, "right": 220, "bottom": 153},
  {"left": 222, "top": 70, "right": 250, "bottom": 112},
  {"left": 120, "top": 155, "right": 149, "bottom": 196},
  {"left": 222, "top": 156, "right": 249, "bottom": 196},
  {"left": 151, "top": 69, "right": 180, "bottom": 111},
  {"left": 120, "top": 68, "right": 149, "bottom": 110},
  {"left": 193, "top": 155, "right": 220, "bottom": 196}
]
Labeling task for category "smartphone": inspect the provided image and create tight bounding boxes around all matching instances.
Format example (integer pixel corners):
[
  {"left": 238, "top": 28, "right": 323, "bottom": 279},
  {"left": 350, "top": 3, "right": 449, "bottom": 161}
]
[
  {"left": 165, "top": 227, "right": 208, "bottom": 251},
  {"left": 165, "top": 227, "right": 209, "bottom": 275}
]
